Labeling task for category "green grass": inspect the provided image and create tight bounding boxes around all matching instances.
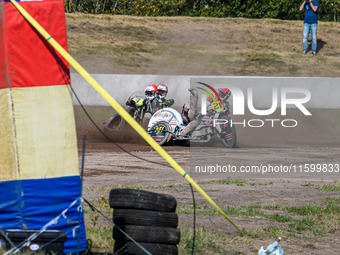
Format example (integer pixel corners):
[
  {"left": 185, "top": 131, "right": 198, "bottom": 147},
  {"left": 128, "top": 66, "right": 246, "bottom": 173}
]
[
  {"left": 317, "top": 181, "right": 340, "bottom": 192},
  {"left": 198, "top": 179, "right": 275, "bottom": 186},
  {"left": 302, "top": 180, "right": 340, "bottom": 192},
  {"left": 246, "top": 226, "right": 284, "bottom": 239},
  {"left": 83, "top": 195, "right": 114, "bottom": 252},
  {"left": 179, "top": 227, "right": 252, "bottom": 255},
  {"left": 323, "top": 197, "right": 340, "bottom": 204},
  {"left": 250, "top": 181, "right": 273, "bottom": 186},
  {"left": 198, "top": 179, "right": 248, "bottom": 186},
  {"left": 247, "top": 51, "right": 282, "bottom": 63},
  {"left": 86, "top": 225, "right": 113, "bottom": 252},
  {"left": 97, "top": 183, "right": 190, "bottom": 192},
  {"left": 99, "top": 184, "right": 148, "bottom": 191},
  {"left": 178, "top": 198, "right": 340, "bottom": 238}
]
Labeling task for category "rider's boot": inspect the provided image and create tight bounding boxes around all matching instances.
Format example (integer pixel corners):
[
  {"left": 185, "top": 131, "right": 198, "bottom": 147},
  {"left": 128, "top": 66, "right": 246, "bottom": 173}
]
[{"left": 188, "top": 88, "right": 198, "bottom": 96}]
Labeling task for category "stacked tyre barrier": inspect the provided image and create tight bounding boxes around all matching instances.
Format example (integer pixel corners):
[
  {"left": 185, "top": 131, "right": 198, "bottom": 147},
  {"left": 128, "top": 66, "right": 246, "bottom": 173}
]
[{"left": 109, "top": 189, "right": 180, "bottom": 255}]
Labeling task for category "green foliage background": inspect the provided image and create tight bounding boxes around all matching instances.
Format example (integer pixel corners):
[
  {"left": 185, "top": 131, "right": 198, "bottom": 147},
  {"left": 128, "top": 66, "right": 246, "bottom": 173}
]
[{"left": 64, "top": 0, "right": 340, "bottom": 22}]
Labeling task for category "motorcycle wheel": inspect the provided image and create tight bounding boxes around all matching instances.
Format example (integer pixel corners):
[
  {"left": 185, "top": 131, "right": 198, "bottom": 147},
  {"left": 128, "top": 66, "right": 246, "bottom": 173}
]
[
  {"left": 120, "top": 106, "right": 137, "bottom": 128},
  {"left": 105, "top": 107, "right": 136, "bottom": 129},
  {"left": 105, "top": 113, "right": 121, "bottom": 129},
  {"left": 149, "top": 121, "right": 171, "bottom": 146},
  {"left": 219, "top": 115, "right": 237, "bottom": 148}
]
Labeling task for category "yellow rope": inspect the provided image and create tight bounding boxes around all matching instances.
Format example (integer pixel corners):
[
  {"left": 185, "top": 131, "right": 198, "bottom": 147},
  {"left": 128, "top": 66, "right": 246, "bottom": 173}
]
[{"left": 8, "top": 0, "right": 258, "bottom": 250}]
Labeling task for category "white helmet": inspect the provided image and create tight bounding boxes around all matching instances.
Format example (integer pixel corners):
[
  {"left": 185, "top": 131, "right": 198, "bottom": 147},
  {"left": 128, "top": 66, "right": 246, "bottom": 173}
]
[
  {"left": 157, "top": 84, "right": 168, "bottom": 99},
  {"left": 145, "top": 84, "right": 158, "bottom": 100}
]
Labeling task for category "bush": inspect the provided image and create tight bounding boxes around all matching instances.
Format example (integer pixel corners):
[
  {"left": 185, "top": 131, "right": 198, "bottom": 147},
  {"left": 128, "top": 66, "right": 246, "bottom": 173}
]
[{"left": 64, "top": 0, "right": 340, "bottom": 22}]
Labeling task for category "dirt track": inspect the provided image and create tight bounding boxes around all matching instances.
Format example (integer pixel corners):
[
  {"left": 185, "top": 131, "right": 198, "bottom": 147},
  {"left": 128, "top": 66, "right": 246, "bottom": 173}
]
[{"left": 77, "top": 109, "right": 340, "bottom": 255}]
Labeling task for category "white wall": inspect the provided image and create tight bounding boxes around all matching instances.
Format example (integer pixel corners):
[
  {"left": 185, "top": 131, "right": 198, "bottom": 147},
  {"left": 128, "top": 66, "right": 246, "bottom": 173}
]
[{"left": 70, "top": 74, "right": 340, "bottom": 109}]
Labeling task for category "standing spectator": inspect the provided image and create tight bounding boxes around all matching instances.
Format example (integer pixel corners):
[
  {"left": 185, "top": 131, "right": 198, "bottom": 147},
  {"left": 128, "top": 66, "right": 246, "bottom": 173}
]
[{"left": 300, "top": 0, "right": 319, "bottom": 55}]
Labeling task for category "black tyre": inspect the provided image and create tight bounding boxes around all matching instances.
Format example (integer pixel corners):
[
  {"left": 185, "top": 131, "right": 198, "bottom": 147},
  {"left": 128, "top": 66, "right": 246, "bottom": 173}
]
[
  {"left": 113, "top": 225, "right": 180, "bottom": 245},
  {"left": 113, "top": 209, "right": 178, "bottom": 228},
  {"left": 119, "top": 107, "right": 137, "bottom": 128},
  {"left": 149, "top": 121, "right": 171, "bottom": 146},
  {"left": 105, "top": 113, "right": 121, "bottom": 129},
  {"left": 126, "top": 107, "right": 137, "bottom": 117},
  {"left": 114, "top": 241, "right": 178, "bottom": 255},
  {"left": 105, "top": 107, "right": 136, "bottom": 129},
  {"left": 219, "top": 115, "right": 237, "bottom": 148},
  {"left": 109, "top": 189, "right": 177, "bottom": 212}
]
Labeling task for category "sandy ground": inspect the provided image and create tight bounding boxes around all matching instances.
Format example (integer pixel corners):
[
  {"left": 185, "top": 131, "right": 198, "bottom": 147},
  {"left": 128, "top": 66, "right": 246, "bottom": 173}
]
[{"left": 76, "top": 109, "right": 340, "bottom": 255}]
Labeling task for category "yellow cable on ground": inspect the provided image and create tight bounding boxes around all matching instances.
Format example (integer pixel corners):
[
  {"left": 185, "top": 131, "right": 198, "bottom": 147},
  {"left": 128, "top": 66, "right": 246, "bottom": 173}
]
[{"left": 9, "top": 0, "right": 258, "bottom": 250}]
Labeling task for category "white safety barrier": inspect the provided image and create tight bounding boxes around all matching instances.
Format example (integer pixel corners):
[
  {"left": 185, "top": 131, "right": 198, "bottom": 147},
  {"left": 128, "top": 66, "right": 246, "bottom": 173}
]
[{"left": 70, "top": 74, "right": 340, "bottom": 109}]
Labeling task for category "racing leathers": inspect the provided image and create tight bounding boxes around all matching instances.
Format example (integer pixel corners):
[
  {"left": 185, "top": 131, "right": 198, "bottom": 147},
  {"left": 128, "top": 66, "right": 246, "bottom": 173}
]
[{"left": 142, "top": 95, "right": 175, "bottom": 126}]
